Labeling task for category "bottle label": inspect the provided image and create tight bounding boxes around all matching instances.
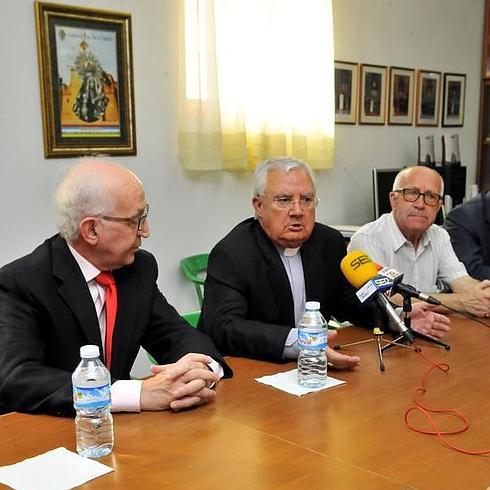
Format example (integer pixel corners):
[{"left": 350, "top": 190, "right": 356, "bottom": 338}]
[
  {"left": 298, "top": 329, "right": 327, "bottom": 350},
  {"left": 73, "top": 384, "right": 111, "bottom": 410}
]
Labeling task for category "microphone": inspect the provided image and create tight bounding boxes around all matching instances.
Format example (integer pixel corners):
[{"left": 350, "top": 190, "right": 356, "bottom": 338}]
[
  {"left": 340, "top": 250, "right": 378, "bottom": 288},
  {"left": 373, "top": 294, "right": 414, "bottom": 343},
  {"left": 394, "top": 281, "right": 441, "bottom": 306},
  {"left": 377, "top": 266, "right": 441, "bottom": 306},
  {"left": 340, "top": 251, "right": 415, "bottom": 343}
]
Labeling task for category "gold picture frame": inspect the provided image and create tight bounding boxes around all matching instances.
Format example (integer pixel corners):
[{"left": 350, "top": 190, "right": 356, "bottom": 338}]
[
  {"left": 359, "top": 64, "right": 387, "bottom": 125},
  {"left": 415, "top": 70, "right": 441, "bottom": 127},
  {"left": 388, "top": 66, "right": 415, "bottom": 126},
  {"left": 35, "top": 2, "right": 136, "bottom": 158},
  {"left": 334, "top": 61, "right": 359, "bottom": 124}
]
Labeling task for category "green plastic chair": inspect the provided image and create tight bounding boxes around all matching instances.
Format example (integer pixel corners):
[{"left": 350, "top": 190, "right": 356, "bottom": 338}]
[
  {"left": 181, "top": 310, "right": 200, "bottom": 328},
  {"left": 180, "top": 254, "right": 209, "bottom": 307},
  {"left": 147, "top": 311, "right": 201, "bottom": 365}
]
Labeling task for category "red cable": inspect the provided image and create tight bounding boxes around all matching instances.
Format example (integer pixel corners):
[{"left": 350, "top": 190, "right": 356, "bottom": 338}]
[{"left": 404, "top": 347, "right": 490, "bottom": 455}]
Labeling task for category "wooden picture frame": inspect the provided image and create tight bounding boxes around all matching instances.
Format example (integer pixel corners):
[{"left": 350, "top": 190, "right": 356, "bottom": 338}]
[
  {"left": 388, "top": 66, "right": 415, "bottom": 125},
  {"left": 334, "top": 61, "right": 358, "bottom": 124},
  {"left": 415, "top": 70, "right": 441, "bottom": 127},
  {"left": 442, "top": 73, "right": 466, "bottom": 127},
  {"left": 359, "top": 64, "right": 387, "bottom": 125},
  {"left": 483, "top": 0, "right": 490, "bottom": 78},
  {"left": 35, "top": 2, "right": 136, "bottom": 158}
]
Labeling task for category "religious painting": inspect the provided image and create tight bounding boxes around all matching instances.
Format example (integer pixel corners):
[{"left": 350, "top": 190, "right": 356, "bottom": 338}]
[
  {"left": 388, "top": 67, "right": 415, "bottom": 125},
  {"left": 334, "top": 61, "right": 358, "bottom": 124},
  {"left": 359, "top": 64, "right": 387, "bottom": 125},
  {"left": 442, "top": 73, "right": 466, "bottom": 127},
  {"left": 415, "top": 70, "right": 441, "bottom": 127},
  {"left": 35, "top": 2, "right": 136, "bottom": 157}
]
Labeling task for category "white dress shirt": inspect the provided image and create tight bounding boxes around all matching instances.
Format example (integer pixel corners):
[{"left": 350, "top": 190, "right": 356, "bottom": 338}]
[
  {"left": 348, "top": 212, "right": 468, "bottom": 293},
  {"left": 68, "top": 245, "right": 142, "bottom": 411}
]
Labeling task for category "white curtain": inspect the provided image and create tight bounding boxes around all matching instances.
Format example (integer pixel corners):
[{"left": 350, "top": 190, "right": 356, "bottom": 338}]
[{"left": 178, "top": 0, "right": 335, "bottom": 171}]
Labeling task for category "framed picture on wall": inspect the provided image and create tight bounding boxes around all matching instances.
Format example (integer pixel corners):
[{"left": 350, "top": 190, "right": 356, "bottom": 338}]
[
  {"left": 388, "top": 67, "right": 415, "bottom": 125},
  {"left": 415, "top": 70, "right": 441, "bottom": 127},
  {"left": 34, "top": 2, "right": 137, "bottom": 158},
  {"left": 334, "top": 61, "right": 358, "bottom": 124},
  {"left": 359, "top": 64, "right": 387, "bottom": 124},
  {"left": 442, "top": 73, "right": 466, "bottom": 127}
]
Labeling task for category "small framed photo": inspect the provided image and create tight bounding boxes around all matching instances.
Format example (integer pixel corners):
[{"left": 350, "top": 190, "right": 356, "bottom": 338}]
[
  {"left": 359, "top": 64, "right": 387, "bottom": 125},
  {"left": 415, "top": 70, "right": 441, "bottom": 127},
  {"left": 483, "top": 1, "right": 490, "bottom": 78},
  {"left": 388, "top": 67, "right": 415, "bottom": 125},
  {"left": 334, "top": 61, "right": 358, "bottom": 124},
  {"left": 35, "top": 2, "right": 137, "bottom": 158},
  {"left": 442, "top": 73, "right": 466, "bottom": 127}
]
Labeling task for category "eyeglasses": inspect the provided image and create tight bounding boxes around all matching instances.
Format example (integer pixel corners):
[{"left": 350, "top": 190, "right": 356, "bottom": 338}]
[
  {"left": 101, "top": 204, "right": 150, "bottom": 231},
  {"left": 393, "top": 188, "right": 442, "bottom": 206},
  {"left": 270, "top": 195, "right": 319, "bottom": 210}
]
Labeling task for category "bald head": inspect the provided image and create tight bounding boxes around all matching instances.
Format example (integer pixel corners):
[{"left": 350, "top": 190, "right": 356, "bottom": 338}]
[
  {"left": 392, "top": 166, "right": 444, "bottom": 196},
  {"left": 54, "top": 157, "right": 144, "bottom": 242}
]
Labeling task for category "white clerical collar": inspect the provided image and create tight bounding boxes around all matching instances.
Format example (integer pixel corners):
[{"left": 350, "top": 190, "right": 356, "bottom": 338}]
[{"left": 283, "top": 247, "right": 301, "bottom": 257}]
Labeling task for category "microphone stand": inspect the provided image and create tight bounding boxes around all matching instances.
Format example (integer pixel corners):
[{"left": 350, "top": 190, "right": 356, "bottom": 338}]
[
  {"left": 395, "top": 294, "right": 451, "bottom": 350},
  {"left": 333, "top": 327, "right": 419, "bottom": 372},
  {"left": 374, "top": 328, "right": 385, "bottom": 371},
  {"left": 333, "top": 294, "right": 450, "bottom": 371},
  {"left": 381, "top": 295, "right": 415, "bottom": 353}
]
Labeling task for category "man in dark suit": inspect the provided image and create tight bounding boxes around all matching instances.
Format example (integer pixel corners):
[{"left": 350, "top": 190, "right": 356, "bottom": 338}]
[
  {"left": 0, "top": 158, "right": 230, "bottom": 416},
  {"left": 198, "top": 157, "right": 450, "bottom": 366},
  {"left": 444, "top": 192, "right": 490, "bottom": 281}
]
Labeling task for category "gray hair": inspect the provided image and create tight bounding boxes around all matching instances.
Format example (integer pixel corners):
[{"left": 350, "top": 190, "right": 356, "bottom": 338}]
[
  {"left": 53, "top": 157, "right": 118, "bottom": 242},
  {"left": 253, "top": 156, "right": 316, "bottom": 197},
  {"left": 392, "top": 166, "right": 444, "bottom": 195}
]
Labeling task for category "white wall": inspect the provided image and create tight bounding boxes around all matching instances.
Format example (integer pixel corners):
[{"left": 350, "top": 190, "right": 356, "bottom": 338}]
[
  {"left": 0, "top": 0, "right": 484, "bottom": 375},
  {"left": 332, "top": 0, "right": 484, "bottom": 219}
]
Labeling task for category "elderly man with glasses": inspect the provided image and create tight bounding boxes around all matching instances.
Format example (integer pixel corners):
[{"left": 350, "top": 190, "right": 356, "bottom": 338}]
[
  {"left": 198, "top": 157, "right": 450, "bottom": 367},
  {"left": 349, "top": 165, "right": 490, "bottom": 318},
  {"left": 0, "top": 158, "right": 231, "bottom": 416}
]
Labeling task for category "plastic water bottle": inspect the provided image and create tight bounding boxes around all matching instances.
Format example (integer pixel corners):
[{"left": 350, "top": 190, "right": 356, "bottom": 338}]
[
  {"left": 297, "top": 301, "right": 328, "bottom": 388},
  {"left": 72, "top": 345, "right": 114, "bottom": 458}
]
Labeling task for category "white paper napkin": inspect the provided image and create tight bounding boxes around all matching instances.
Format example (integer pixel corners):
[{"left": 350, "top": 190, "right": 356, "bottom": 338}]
[
  {"left": 255, "top": 368, "right": 345, "bottom": 396},
  {"left": 0, "top": 447, "right": 113, "bottom": 490}
]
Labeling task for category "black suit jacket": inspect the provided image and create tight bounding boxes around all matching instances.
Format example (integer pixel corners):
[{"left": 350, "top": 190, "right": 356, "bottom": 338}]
[
  {"left": 0, "top": 235, "right": 231, "bottom": 416},
  {"left": 198, "top": 218, "right": 376, "bottom": 362},
  {"left": 444, "top": 193, "right": 490, "bottom": 281}
]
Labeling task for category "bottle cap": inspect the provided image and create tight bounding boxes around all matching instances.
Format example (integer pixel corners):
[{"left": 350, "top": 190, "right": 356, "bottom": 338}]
[
  {"left": 305, "top": 301, "right": 320, "bottom": 310},
  {"left": 80, "top": 345, "right": 100, "bottom": 358}
]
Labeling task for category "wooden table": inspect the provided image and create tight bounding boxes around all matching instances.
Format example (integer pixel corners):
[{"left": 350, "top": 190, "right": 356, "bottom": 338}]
[{"left": 1, "top": 316, "right": 490, "bottom": 489}]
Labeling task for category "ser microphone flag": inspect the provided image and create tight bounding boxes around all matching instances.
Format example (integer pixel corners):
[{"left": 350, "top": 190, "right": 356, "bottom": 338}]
[
  {"left": 356, "top": 274, "right": 393, "bottom": 303},
  {"left": 378, "top": 266, "right": 441, "bottom": 306}
]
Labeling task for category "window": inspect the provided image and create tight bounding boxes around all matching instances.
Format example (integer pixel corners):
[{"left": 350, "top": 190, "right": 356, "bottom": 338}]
[{"left": 178, "top": 0, "right": 335, "bottom": 171}]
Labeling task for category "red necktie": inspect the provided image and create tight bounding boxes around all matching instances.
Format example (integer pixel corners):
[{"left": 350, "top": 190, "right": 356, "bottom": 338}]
[{"left": 95, "top": 272, "right": 118, "bottom": 369}]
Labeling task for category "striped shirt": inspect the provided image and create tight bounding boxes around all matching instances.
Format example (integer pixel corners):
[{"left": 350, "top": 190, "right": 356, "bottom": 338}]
[{"left": 348, "top": 212, "right": 467, "bottom": 293}]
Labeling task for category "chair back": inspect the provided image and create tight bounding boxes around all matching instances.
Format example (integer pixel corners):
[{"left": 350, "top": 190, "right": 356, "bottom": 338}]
[
  {"left": 180, "top": 254, "right": 209, "bottom": 307},
  {"left": 182, "top": 310, "right": 201, "bottom": 328}
]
